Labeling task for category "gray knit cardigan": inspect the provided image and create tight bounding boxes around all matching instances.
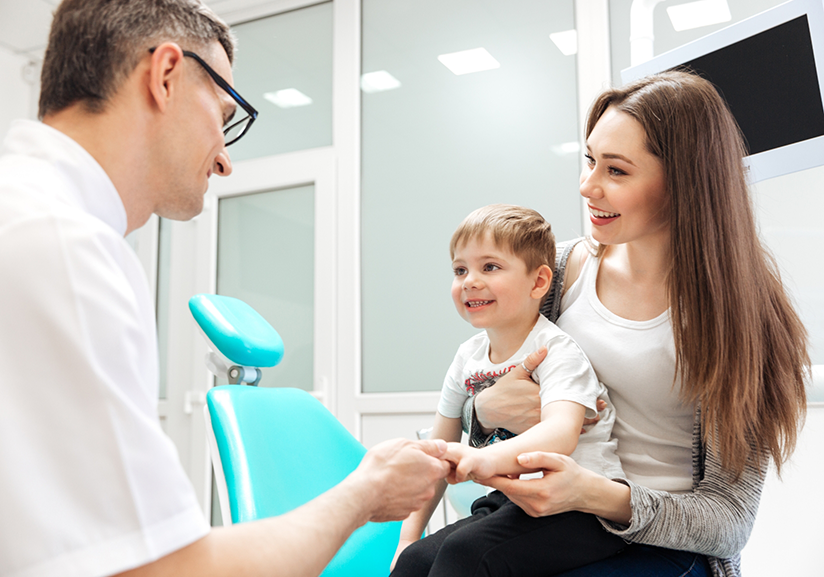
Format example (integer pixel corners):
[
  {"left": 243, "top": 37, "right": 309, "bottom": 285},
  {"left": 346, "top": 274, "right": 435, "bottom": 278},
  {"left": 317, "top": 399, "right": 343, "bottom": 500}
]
[{"left": 462, "top": 239, "right": 764, "bottom": 577}]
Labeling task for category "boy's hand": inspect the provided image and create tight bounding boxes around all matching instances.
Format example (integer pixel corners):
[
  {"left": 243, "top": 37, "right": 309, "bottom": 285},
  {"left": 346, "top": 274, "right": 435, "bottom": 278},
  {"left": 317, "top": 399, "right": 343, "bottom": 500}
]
[
  {"left": 580, "top": 399, "right": 607, "bottom": 434},
  {"left": 444, "top": 442, "right": 496, "bottom": 483}
]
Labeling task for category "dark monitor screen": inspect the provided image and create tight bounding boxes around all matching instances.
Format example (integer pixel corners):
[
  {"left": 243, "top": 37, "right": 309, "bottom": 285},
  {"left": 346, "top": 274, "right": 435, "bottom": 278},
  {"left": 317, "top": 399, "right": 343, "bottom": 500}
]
[{"left": 679, "top": 15, "right": 824, "bottom": 156}]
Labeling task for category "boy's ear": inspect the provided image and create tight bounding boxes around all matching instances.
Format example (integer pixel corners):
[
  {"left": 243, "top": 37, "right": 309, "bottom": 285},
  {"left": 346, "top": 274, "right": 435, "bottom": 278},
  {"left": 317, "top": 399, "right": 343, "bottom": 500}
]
[{"left": 531, "top": 264, "right": 553, "bottom": 300}]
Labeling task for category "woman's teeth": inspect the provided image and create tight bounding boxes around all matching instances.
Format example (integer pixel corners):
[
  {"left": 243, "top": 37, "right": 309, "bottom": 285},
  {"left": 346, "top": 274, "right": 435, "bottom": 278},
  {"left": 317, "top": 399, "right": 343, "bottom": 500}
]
[{"left": 590, "top": 208, "right": 620, "bottom": 218}]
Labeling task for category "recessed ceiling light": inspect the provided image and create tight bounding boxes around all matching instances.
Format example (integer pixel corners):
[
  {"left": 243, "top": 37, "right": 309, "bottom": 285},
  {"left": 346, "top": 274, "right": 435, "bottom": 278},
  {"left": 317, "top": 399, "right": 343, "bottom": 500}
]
[
  {"left": 550, "top": 29, "right": 578, "bottom": 56},
  {"left": 263, "top": 88, "right": 313, "bottom": 108},
  {"left": 361, "top": 70, "right": 402, "bottom": 93},
  {"left": 437, "top": 47, "right": 500, "bottom": 76},
  {"left": 667, "top": 0, "right": 731, "bottom": 32},
  {"left": 551, "top": 141, "right": 581, "bottom": 156}
]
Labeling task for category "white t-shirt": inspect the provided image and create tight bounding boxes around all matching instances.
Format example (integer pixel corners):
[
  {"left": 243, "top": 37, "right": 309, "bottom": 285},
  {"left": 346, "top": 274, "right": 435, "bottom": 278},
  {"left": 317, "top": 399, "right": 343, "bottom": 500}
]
[
  {"left": 0, "top": 120, "right": 209, "bottom": 577},
  {"left": 557, "top": 250, "right": 694, "bottom": 493},
  {"left": 438, "top": 315, "right": 624, "bottom": 479}
]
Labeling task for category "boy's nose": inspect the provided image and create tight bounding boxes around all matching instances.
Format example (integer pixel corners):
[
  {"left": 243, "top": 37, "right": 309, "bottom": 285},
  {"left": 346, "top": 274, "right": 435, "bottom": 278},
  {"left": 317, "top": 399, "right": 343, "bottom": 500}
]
[{"left": 463, "top": 271, "right": 482, "bottom": 289}]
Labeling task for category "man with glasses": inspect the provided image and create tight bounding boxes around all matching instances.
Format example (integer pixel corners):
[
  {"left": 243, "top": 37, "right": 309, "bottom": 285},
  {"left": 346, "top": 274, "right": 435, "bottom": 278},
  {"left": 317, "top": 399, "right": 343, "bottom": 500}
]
[{"left": 0, "top": 1, "right": 449, "bottom": 576}]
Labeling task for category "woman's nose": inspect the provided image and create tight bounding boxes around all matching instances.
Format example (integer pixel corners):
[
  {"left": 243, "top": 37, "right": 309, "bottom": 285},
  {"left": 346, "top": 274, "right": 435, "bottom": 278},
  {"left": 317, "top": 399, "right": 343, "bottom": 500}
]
[
  {"left": 579, "top": 168, "right": 602, "bottom": 200},
  {"left": 213, "top": 147, "right": 233, "bottom": 177}
]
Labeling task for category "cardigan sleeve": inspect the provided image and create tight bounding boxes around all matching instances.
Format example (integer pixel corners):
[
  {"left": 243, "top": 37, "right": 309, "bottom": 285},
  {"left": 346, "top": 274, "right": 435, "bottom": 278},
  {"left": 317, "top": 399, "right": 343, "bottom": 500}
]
[{"left": 598, "top": 407, "right": 766, "bottom": 560}]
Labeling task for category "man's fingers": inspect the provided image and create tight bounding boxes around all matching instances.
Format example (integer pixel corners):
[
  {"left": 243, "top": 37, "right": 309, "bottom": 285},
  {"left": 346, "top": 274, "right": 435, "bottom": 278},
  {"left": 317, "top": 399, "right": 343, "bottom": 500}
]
[
  {"left": 520, "top": 346, "right": 548, "bottom": 374},
  {"left": 417, "top": 438, "right": 448, "bottom": 458}
]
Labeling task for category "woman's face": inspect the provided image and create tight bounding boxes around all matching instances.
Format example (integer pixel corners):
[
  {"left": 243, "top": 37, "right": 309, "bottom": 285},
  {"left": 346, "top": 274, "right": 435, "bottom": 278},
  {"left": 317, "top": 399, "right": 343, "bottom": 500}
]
[{"left": 580, "top": 106, "right": 669, "bottom": 247}]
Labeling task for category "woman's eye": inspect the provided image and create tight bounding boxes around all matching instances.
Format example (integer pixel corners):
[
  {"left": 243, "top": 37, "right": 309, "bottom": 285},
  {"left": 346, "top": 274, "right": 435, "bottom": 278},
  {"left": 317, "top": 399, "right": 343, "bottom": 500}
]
[
  {"left": 607, "top": 166, "right": 626, "bottom": 176},
  {"left": 584, "top": 153, "right": 595, "bottom": 166}
]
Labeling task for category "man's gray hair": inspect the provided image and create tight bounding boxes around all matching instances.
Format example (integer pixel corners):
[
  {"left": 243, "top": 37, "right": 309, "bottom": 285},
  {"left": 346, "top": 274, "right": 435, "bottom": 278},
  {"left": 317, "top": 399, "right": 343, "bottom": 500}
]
[{"left": 39, "top": 0, "right": 236, "bottom": 118}]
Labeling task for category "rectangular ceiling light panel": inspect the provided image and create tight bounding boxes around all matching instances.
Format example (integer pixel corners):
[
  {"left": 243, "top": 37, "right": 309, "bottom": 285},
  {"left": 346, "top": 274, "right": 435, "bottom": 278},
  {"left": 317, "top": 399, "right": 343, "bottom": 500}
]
[
  {"left": 667, "top": 0, "right": 732, "bottom": 32},
  {"left": 437, "top": 47, "right": 501, "bottom": 76},
  {"left": 263, "top": 88, "right": 313, "bottom": 108},
  {"left": 361, "top": 70, "right": 402, "bottom": 93}
]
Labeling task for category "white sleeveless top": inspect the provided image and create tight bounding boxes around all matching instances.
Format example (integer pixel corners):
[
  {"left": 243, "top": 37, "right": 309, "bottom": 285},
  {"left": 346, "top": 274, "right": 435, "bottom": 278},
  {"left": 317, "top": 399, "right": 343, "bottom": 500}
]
[{"left": 555, "top": 250, "right": 694, "bottom": 493}]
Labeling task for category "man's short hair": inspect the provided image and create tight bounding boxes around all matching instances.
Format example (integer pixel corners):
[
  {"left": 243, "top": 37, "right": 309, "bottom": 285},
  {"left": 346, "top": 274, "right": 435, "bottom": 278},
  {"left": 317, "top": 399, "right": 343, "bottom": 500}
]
[
  {"left": 39, "top": 0, "right": 236, "bottom": 118},
  {"left": 450, "top": 204, "right": 556, "bottom": 273}
]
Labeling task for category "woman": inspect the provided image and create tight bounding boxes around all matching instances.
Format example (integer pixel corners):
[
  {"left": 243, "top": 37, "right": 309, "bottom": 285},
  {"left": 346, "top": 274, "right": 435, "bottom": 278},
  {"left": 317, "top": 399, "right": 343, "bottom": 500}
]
[{"left": 462, "top": 70, "right": 809, "bottom": 576}]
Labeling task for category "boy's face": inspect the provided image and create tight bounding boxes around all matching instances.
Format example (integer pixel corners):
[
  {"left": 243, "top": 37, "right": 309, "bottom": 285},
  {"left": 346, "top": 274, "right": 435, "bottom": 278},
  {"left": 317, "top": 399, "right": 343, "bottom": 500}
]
[{"left": 451, "top": 233, "right": 542, "bottom": 331}]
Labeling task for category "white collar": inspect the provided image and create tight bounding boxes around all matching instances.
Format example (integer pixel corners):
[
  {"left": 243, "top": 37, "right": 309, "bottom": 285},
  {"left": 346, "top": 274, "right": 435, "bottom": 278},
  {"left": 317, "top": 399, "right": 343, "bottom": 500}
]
[{"left": 2, "top": 119, "right": 128, "bottom": 236}]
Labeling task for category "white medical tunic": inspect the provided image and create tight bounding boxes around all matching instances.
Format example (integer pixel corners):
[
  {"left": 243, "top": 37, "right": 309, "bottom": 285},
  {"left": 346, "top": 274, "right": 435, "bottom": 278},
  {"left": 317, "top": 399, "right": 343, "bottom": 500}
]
[{"left": 0, "top": 121, "right": 209, "bottom": 577}]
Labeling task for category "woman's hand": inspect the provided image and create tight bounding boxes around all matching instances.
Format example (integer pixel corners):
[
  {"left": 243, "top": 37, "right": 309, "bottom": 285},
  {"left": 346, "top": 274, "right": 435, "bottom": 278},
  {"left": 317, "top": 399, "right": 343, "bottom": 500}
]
[
  {"left": 478, "top": 452, "right": 586, "bottom": 517},
  {"left": 474, "top": 347, "right": 547, "bottom": 434},
  {"left": 478, "top": 452, "right": 632, "bottom": 524}
]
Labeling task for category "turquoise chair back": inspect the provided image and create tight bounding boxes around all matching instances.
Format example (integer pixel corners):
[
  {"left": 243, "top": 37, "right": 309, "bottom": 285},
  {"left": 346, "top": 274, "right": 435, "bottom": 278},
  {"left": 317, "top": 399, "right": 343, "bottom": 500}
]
[{"left": 207, "top": 385, "right": 401, "bottom": 576}]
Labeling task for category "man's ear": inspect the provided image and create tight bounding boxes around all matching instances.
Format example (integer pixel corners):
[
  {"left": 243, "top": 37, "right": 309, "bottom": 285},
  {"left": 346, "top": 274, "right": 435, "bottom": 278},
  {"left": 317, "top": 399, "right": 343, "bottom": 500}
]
[
  {"left": 147, "top": 42, "right": 185, "bottom": 113},
  {"left": 531, "top": 264, "right": 553, "bottom": 300}
]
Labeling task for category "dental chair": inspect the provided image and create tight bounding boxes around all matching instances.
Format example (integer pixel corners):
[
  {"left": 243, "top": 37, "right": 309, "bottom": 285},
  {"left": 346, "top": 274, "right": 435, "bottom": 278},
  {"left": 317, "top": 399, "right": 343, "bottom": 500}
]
[{"left": 189, "top": 294, "right": 402, "bottom": 577}]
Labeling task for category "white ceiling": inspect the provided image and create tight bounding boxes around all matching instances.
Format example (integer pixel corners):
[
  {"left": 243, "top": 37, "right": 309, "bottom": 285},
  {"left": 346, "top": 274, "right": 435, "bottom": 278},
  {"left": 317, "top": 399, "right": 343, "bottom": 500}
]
[{"left": 0, "top": 0, "right": 299, "bottom": 61}]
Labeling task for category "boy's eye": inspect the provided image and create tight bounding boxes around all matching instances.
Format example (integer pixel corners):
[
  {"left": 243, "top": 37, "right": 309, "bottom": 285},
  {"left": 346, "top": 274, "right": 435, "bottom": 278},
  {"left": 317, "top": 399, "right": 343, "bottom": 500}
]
[
  {"left": 483, "top": 263, "right": 500, "bottom": 272},
  {"left": 453, "top": 267, "right": 467, "bottom": 276}
]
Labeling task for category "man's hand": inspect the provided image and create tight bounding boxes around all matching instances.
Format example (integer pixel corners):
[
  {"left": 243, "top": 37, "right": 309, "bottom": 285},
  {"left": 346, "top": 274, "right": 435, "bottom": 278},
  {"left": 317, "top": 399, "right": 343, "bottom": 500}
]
[
  {"left": 352, "top": 438, "right": 451, "bottom": 523},
  {"left": 474, "top": 347, "right": 547, "bottom": 434}
]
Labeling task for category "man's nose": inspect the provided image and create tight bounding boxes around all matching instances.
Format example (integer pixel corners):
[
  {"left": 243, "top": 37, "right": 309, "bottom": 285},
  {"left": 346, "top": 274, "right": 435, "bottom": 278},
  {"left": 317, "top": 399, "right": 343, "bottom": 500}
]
[{"left": 213, "top": 147, "right": 233, "bottom": 177}]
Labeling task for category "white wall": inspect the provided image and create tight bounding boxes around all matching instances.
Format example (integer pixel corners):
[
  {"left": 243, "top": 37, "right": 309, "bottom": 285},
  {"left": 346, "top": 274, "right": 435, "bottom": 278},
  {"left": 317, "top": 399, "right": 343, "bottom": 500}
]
[
  {"left": 0, "top": 47, "right": 36, "bottom": 137},
  {"left": 741, "top": 405, "right": 824, "bottom": 575}
]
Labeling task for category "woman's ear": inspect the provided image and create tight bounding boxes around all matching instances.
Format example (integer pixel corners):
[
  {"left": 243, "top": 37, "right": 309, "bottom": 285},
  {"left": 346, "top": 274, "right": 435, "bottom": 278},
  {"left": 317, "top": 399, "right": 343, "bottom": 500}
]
[{"left": 531, "top": 264, "right": 553, "bottom": 300}]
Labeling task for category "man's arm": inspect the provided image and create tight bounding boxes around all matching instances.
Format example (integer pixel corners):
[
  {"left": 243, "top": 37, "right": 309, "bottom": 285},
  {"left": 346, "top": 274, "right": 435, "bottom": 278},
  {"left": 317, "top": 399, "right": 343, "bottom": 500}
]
[
  {"left": 448, "top": 401, "right": 585, "bottom": 482},
  {"left": 116, "top": 438, "right": 450, "bottom": 577}
]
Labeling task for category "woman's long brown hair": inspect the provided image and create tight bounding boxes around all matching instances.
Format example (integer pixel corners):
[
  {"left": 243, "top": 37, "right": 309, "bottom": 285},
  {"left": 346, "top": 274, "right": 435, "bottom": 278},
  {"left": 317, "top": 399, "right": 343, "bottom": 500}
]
[{"left": 586, "top": 70, "right": 809, "bottom": 478}]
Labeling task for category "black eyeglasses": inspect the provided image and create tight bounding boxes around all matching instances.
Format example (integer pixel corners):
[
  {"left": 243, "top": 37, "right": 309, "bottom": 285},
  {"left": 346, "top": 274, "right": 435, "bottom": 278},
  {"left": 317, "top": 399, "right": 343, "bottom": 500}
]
[{"left": 149, "top": 48, "right": 258, "bottom": 146}]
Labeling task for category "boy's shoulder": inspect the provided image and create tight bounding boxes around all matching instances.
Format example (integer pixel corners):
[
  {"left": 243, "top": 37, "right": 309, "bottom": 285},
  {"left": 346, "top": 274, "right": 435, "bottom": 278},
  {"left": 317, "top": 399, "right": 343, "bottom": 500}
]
[
  {"left": 455, "top": 330, "right": 490, "bottom": 357},
  {"left": 532, "top": 314, "right": 574, "bottom": 343}
]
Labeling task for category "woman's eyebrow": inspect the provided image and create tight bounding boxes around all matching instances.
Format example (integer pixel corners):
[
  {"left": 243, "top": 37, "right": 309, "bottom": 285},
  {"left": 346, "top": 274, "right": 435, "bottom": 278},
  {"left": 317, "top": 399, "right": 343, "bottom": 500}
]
[{"left": 586, "top": 145, "right": 637, "bottom": 167}]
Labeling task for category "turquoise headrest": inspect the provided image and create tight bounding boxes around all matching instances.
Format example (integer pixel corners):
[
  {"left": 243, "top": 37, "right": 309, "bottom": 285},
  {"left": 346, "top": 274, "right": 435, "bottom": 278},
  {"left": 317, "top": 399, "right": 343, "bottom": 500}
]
[{"left": 189, "top": 294, "right": 284, "bottom": 368}]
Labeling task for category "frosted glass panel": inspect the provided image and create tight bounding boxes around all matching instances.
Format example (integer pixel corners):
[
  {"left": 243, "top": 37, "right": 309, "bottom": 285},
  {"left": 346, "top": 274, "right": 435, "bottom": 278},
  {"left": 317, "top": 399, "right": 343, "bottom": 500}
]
[
  {"left": 361, "top": 0, "right": 582, "bottom": 393},
  {"left": 228, "top": 3, "right": 332, "bottom": 162},
  {"left": 217, "top": 186, "right": 314, "bottom": 391}
]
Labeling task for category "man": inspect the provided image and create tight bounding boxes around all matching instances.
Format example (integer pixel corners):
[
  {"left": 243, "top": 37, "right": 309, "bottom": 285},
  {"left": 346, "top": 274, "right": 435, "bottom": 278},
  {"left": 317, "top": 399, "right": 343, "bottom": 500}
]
[{"left": 0, "top": 1, "right": 450, "bottom": 576}]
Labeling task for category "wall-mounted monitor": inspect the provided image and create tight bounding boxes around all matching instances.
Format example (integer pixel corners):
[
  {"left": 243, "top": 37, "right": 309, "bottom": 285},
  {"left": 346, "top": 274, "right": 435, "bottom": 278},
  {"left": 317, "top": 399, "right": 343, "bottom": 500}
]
[{"left": 622, "top": 0, "right": 824, "bottom": 183}]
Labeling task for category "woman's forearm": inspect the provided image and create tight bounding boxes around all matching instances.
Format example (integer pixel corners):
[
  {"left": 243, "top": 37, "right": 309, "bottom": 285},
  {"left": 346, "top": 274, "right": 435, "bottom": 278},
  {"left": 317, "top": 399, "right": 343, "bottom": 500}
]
[{"left": 578, "top": 472, "right": 632, "bottom": 525}]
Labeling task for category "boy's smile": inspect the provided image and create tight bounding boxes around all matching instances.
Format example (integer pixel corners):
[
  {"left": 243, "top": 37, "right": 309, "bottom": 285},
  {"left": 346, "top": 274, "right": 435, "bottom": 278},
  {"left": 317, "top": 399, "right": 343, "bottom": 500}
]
[{"left": 451, "top": 234, "right": 546, "bottom": 343}]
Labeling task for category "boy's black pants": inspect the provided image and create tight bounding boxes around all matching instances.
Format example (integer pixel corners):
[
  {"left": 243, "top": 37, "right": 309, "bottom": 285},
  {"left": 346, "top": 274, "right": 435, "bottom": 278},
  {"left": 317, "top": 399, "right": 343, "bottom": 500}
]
[{"left": 391, "top": 490, "right": 626, "bottom": 577}]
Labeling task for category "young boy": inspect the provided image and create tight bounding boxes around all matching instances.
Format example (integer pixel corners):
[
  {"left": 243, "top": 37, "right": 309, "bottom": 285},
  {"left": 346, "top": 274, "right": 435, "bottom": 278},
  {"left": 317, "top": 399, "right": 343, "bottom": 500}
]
[{"left": 390, "top": 204, "right": 625, "bottom": 577}]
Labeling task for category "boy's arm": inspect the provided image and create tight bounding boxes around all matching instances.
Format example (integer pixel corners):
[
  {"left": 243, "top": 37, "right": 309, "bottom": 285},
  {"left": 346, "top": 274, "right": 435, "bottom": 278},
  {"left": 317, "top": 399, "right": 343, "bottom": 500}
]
[
  {"left": 392, "top": 413, "right": 462, "bottom": 568},
  {"left": 449, "top": 400, "right": 585, "bottom": 482}
]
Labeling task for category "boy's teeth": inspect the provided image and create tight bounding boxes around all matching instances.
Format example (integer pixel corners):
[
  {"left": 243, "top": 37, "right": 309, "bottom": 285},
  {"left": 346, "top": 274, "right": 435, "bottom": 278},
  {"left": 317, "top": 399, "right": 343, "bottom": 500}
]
[{"left": 467, "top": 300, "right": 492, "bottom": 307}]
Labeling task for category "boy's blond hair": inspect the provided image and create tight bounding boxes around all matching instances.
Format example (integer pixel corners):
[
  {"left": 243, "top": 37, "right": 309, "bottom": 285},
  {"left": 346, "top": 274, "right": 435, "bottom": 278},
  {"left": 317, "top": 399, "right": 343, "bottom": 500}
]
[{"left": 450, "top": 204, "right": 555, "bottom": 273}]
